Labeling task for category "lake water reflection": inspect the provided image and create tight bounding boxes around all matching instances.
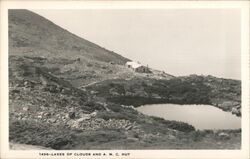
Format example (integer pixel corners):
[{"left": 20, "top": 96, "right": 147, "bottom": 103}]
[{"left": 136, "top": 104, "right": 241, "bottom": 130}]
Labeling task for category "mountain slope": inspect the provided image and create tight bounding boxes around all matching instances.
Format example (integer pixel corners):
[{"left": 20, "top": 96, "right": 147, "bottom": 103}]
[
  {"left": 9, "top": 9, "right": 129, "bottom": 64},
  {"left": 9, "top": 9, "right": 139, "bottom": 87}
]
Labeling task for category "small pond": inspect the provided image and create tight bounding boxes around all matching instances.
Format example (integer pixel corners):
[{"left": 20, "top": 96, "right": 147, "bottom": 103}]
[{"left": 136, "top": 104, "right": 241, "bottom": 130}]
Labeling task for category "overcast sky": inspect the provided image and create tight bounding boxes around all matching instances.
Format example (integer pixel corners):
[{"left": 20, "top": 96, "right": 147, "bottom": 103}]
[{"left": 32, "top": 9, "right": 241, "bottom": 80}]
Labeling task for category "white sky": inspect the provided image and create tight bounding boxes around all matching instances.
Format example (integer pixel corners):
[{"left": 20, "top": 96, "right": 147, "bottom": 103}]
[{"left": 32, "top": 9, "right": 241, "bottom": 80}]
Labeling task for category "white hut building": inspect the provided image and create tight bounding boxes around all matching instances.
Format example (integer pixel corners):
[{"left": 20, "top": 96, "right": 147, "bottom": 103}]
[{"left": 125, "top": 61, "right": 150, "bottom": 73}]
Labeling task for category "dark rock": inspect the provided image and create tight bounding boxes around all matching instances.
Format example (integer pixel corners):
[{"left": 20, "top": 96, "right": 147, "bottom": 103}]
[
  {"left": 12, "top": 89, "right": 20, "bottom": 93},
  {"left": 68, "top": 112, "right": 76, "bottom": 119}
]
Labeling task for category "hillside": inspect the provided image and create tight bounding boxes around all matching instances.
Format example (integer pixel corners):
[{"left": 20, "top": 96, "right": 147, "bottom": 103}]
[
  {"left": 9, "top": 9, "right": 136, "bottom": 87},
  {"left": 9, "top": 9, "right": 129, "bottom": 64},
  {"left": 8, "top": 9, "right": 241, "bottom": 150}
]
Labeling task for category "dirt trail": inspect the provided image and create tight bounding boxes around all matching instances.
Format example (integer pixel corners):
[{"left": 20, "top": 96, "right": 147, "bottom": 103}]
[{"left": 80, "top": 80, "right": 104, "bottom": 88}]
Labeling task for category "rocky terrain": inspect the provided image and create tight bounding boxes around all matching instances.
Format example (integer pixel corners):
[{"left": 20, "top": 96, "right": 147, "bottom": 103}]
[
  {"left": 86, "top": 74, "right": 241, "bottom": 116},
  {"left": 8, "top": 9, "right": 241, "bottom": 150}
]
